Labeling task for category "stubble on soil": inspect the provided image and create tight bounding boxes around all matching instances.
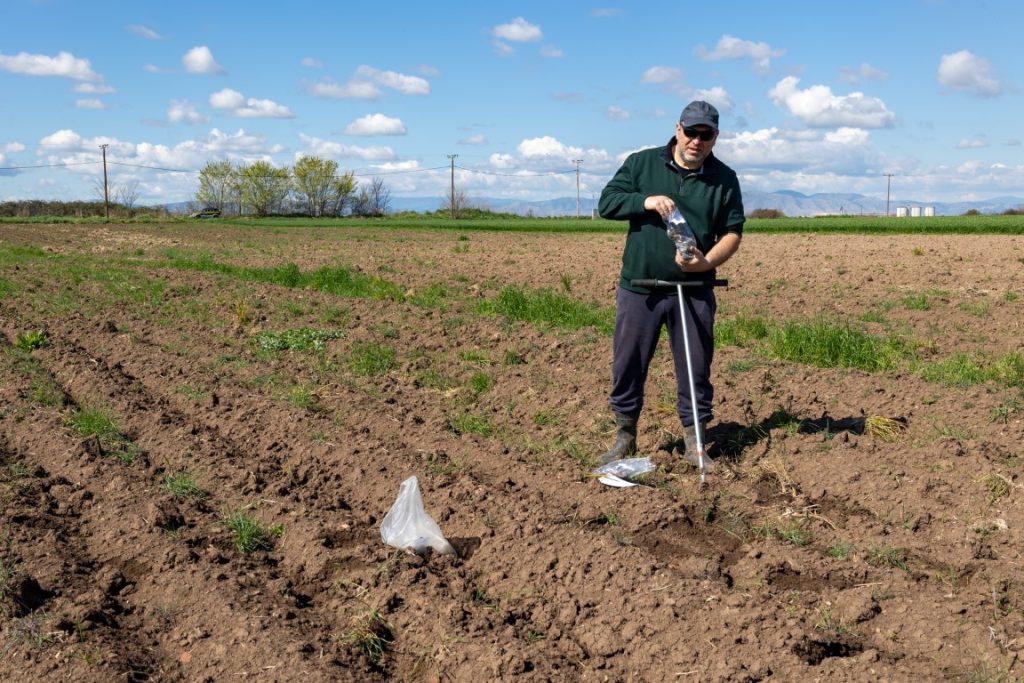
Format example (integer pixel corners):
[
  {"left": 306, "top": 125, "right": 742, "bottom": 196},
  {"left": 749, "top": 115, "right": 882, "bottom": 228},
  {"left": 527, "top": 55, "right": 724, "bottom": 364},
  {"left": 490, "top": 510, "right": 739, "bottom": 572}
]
[{"left": 1, "top": 222, "right": 1023, "bottom": 682}]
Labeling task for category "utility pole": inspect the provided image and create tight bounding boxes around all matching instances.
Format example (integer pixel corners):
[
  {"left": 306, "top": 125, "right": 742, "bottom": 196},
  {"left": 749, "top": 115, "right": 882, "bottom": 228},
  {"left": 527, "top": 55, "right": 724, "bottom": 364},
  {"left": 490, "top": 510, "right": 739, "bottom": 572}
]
[
  {"left": 573, "top": 159, "right": 583, "bottom": 219},
  {"left": 99, "top": 144, "right": 110, "bottom": 220},
  {"left": 446, "top": 154, "right": 458, "bottom": 220},
  {"left": 884, "top": 173, "right": 895, "bottom": 217}
]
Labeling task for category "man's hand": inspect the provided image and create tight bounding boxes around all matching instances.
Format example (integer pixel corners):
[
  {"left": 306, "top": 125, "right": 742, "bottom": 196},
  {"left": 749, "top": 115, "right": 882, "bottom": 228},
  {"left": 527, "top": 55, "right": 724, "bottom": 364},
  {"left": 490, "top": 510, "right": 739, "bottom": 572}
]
[
  {"left": 675, "top": 247, "right": 712, "bottom": 273},
  {"left": 643, "top": 195, "right": 675, "bottom": 220}
]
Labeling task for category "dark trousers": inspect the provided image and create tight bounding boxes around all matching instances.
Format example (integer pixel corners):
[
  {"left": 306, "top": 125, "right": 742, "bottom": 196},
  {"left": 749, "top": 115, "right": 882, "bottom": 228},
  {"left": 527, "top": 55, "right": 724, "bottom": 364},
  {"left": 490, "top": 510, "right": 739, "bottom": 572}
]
[{"left": 609, "top": 286, "right": 716, "bottom": 427}]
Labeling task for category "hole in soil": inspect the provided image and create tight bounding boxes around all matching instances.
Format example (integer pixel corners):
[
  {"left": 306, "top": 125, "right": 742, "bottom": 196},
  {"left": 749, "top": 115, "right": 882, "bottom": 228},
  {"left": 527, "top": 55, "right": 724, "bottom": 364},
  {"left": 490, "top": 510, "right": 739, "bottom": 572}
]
[
  {"left": 792, "top": 636, "right": 863, "bottom": 665},
  {"left": 635, "top": 513, "right": 743, "bottom": 582},
  {"left": 10, "top": 575, "right": 55, "bottom": 617}
]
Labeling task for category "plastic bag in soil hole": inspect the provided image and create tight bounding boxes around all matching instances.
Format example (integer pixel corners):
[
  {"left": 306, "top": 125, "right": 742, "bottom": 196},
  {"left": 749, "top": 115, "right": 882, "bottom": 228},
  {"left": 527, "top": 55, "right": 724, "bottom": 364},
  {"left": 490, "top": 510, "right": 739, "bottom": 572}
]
[{"left": 380, "top": 475, "right": 456, "bottom": 555}]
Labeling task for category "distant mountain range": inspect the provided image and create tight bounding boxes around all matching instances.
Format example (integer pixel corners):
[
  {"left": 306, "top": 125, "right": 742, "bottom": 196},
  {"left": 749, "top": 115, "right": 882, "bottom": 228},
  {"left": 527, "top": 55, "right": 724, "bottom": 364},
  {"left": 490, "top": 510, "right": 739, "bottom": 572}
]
[{"left": 391, "top": 191, "right": 1024, "bottom": 218}]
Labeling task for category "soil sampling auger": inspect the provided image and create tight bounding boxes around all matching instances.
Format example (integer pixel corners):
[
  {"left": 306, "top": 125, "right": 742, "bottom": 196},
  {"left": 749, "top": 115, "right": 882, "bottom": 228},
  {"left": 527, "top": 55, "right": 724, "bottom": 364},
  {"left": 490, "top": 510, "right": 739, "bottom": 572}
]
[{"left": 630, "top": 277, "right": 729, "bottom": 484}]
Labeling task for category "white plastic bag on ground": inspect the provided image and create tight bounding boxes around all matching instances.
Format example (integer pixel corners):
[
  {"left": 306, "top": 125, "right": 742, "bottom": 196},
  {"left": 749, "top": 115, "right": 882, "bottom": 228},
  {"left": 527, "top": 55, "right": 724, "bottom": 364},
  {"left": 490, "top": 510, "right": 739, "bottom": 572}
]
[
  {"left": 380, "top": 476, "right": 456, "bottom": 555},
  {"left": 591, "top": 457, "right": 655, "bottom": 488}
]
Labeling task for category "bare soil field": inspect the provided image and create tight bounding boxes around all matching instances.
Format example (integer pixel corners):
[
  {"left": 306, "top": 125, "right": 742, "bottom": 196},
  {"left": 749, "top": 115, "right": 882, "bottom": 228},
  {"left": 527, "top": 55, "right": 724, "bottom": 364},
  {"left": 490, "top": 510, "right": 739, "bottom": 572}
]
[{"left": 1, "top": 221, "right": 1022, "bottom": 682}]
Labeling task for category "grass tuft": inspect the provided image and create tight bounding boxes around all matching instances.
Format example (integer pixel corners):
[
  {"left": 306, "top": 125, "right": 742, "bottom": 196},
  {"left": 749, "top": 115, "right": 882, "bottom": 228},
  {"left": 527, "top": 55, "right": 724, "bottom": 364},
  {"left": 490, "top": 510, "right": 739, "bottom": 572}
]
[
  {"left": 340, "top": 610, "right": 393, "bottom": 667},
  {"left": 223, "top": 511, "right": 282, "bottom": 553}
]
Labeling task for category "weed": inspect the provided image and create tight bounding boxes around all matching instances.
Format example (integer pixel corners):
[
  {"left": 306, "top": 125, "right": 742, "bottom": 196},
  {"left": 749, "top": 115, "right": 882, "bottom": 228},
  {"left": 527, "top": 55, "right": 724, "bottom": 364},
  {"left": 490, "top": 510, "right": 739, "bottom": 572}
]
[
  {"left": 347, "top": 342, "right": 397, "bottom": 376},
  {"left": 1004, "top": 290, "right": 1019, "bottom": 303},
  {"left": 254, "top": 328, "right": 342, "bottom": 353},
  {"left": 532, "top": 409, "right": 558, "bottom": 427},
  {"left": 991, "top": 399, "right": 1020, "bottom": 424},
  {"left": 866, "top": 546, "right": 910, "bottom": 572},
  {"left": 14, "top": 330, "right": 48, "bottom": 351},
  {"left": 767, "top": 318, "right": 912, "bottom": 372},
  {"left": 903, "top": 293, "right": 931, "bottom": 310},
  {"left": 164, "top": 471, "right": 205, "bottom": 500},
  {"left": 815, "top": 605, "right": 854, "bottom": 640},
  {"left": 65, "top": 407, "right": 141, "bottom": 464},
  {"left": 477, "top": 285, "right": 614, "bottom": 334},
  {"left": 340, "top": 610, "right": 393, "bottom": 667},
  {"left": 503, "top": 348, "right": 527, "bottom": 365},
  {"left": 424, "top": 453, "right": 463, "bottom": 479},
  {"left": 922, "top": 352, "right": 1024, "bottom": 389},
  {"left": 959, "top": 300, "right": 991, "bottom": 317},
  {"left": 828, "top": 541, "right": 855, "bottom": 559},
  {"left": 222, "top": 511, "right": 281, "bottom": 553},
  {"left": 559, "top": 273, "right": 572, "bottom": 293},
  {"left": 982, "top": 473, "right": 1012, "bottom": 505},
  {"left": 458, "top": 349, "right": 491, "bottom": 366},
  {"left": 446, "top": 412, "right": 494, "bottom": 437},
  {"left": 525, "top": 630, "right": 545, "bottom": 642},
  {"left": 472, "top": 587, "right": 500, "bottom": 612},
  {"left": 468, "top": 371, "right": 494, "bottom": 396},
  {"left": 911, "top": 246, "right": 924, "bottom": 256},
  {"left": 716, "top": 314, "right": 770, "bottom": 348},
  {"left": 414, "top": 368, "right": 454, "bottom": 391}
]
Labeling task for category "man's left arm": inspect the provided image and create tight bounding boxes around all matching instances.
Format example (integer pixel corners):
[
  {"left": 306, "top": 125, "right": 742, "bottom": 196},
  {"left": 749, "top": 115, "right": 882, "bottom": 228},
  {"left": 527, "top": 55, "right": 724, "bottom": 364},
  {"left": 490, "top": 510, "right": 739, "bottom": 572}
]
[{"left": 675, "top": 232, "right": 741, "bottom": 273}]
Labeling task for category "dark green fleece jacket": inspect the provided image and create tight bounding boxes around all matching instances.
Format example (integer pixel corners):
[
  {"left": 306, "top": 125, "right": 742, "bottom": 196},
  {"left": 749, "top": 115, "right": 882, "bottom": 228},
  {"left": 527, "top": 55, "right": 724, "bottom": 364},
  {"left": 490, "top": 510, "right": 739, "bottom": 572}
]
[{"left": 598, "top": 138, "right": 745, "bottom": 293}]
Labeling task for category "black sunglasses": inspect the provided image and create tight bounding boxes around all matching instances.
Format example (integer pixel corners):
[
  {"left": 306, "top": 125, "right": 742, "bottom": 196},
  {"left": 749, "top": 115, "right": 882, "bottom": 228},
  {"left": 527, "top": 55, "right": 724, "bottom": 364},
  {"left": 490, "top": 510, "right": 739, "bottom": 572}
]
[{"left": 682, "top": 126, "right": 716, "bottom": 142}]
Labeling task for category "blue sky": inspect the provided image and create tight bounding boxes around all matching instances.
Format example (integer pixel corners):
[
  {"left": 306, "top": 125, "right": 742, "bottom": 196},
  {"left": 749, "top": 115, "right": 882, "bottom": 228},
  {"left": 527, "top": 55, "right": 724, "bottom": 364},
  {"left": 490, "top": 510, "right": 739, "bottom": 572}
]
[{"left": 1, "top": 0, "right": 1021, "bottom": 207}]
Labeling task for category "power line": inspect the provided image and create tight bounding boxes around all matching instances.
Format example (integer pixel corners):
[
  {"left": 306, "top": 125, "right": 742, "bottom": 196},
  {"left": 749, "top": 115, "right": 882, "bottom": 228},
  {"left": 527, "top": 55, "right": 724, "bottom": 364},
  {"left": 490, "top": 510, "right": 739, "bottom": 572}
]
[{"left": 0, "top": 161, "right": 99, "bottom": 170}]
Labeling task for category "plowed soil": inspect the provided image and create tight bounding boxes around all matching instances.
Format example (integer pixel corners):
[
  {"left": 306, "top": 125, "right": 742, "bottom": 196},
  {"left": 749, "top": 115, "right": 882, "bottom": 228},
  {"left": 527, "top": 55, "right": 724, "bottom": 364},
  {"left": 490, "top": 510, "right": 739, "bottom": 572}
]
[{"left": 1, "top": 222, "right": 1022, "bottom": 682}]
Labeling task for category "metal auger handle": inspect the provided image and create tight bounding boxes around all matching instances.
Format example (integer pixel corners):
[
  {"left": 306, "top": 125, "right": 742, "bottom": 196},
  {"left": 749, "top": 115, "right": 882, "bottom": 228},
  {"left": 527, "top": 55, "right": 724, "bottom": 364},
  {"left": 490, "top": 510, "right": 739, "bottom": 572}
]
[{"left": 630, "top": 278, "right": 729, "bottom": 289}]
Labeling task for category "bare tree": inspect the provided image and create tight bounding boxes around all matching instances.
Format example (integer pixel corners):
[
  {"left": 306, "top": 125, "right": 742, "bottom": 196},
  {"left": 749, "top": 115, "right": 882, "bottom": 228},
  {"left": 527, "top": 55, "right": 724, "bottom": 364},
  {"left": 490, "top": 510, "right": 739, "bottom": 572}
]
[
  {"left": 117, "top": 179, "right": 140, "bottom": 218},
  {"left": 442, "top": 186, "right": 470, "bottom": 218},
  {"left": 367, "top": 176, "right": 391, "bottom": 216}
]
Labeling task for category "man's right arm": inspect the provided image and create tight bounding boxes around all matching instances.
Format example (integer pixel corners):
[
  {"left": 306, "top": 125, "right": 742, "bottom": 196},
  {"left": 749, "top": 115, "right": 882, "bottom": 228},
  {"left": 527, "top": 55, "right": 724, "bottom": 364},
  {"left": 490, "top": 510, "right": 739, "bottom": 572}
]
[{"left": 598, "top": 158, "right": 646, "bottom": 220}]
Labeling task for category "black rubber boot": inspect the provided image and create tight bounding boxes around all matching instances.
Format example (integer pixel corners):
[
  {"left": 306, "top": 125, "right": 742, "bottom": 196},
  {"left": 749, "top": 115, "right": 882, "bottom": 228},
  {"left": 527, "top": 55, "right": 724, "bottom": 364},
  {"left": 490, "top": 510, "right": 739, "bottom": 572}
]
[
  {"left": 597, "top": 411, "right": 639, "bottom": 465},
  {"left": 683, "top": 421, "right": 716, "bottom": 471}
]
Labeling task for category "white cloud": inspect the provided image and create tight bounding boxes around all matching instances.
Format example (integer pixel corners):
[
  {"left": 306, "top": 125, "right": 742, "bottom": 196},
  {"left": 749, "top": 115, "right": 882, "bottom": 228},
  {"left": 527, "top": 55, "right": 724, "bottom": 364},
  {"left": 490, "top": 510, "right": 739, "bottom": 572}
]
[
  {"left": 514, "top": 136, "right": 612, "bottom": 169},
  {"left": 126, "top": 24, "right": 161, "bottom": 40},
  {"left": 769, "top": 76, "right": 896, "bottom": 128},
  {"left": 957, "top": 137, "right": 988, "bottom": 149},
  {"left": 209, "top": 89, "right": 292, "bottom": 118},
  {"left": 642, "top": 66, "right": 683, "bottom": 84},
  {"left": 4, "top": 142, "right": 26, "bottom": 153},
  {"left": 301, "top": 57, "right": 323, "bottom": 68},
  {"left": 692, "top": 86, "right": 733, "bottom": 112},
  {"left": 234, "top": 98, "right": 293, "bottom": 118},
  {"left": 696, "top": 35, "right": 785, "bottom": 75},
  {"left": 540, "top": 45, "right": 564, "bottom": 58},
  {"left": 717, "top": 126, "right": 876, "bottom": 174},
  {"left": 492, "top": 40, "right": 515, "bottom": 57},
  {"left": 167, "top": 100, "right": 208, "bottom": 124},
  {"left": 459, "top": 134, "right": 487, "bottom": 145},
  {"left": 354, "top": 65, "right": 430, "bottom": 95},
  {"left": 606, "top": 106, "right": 630, "bottom": 121},
  {"left": 74, "top": 98, "right": 107, "bottom": 110},
  {"left": 306, "top": 78, "right": 381, "bottom": 100},
  {"left": 839, "top": 62, "right": 888, "bottom": 85},
  {"left": 0, "top": 50, "right": 101, "bottom": 81},
  {"left": 938, "top": 50, "right": 1006, "bottom": 97},
  {"left": 492, "top": 17, "right": 542, "bottom": 42},
  {"left": 143, "top": 64, "right": 168, "bottom": 74},
  {"left": 40, "top": 129, "right": 83, "bottom": 150},
  {"left": 73, "top": 82, "right": 115, "bottom": 94},
  {"left": 297, "top": 133, "right": 395, "bottom": 161},
  {"left": 344, "top": 113, "right": 406, "bottom": 136},
  {"left": 182, "top": 46, "right": 224, "bottom": 74},
  {"left": 209, "top": 88, "right": 245, "bottom": 109}
]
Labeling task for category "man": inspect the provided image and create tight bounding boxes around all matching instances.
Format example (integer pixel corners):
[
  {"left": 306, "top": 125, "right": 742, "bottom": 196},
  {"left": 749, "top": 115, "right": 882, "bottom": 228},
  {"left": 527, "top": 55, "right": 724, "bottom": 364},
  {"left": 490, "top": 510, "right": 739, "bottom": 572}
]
[{"left": 597, "top": 100, "right": 744, "bottom": 469}]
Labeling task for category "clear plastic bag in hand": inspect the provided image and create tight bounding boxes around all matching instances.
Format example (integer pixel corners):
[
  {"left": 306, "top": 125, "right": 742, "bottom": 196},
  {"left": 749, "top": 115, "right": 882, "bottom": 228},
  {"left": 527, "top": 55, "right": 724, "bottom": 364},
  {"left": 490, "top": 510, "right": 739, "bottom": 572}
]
[
  {"left": 666, "top": 208, "right": 696, "bottom": 257},
  {"left": 380, "top": 476, "right": 456, "bottom": 555}
]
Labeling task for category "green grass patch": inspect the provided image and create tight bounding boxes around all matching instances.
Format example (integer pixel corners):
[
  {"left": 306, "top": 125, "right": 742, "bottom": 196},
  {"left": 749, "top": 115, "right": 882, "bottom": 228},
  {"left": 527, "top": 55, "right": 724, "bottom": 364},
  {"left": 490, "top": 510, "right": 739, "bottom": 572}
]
[
  {"left": 222, "top": 511, "right": 282, "bottom": 553},
  {"left": 254, "top": 328, "right": 342, "bottom": 353},
  {"left": 14, "top": 331, "right": 48, "bottom": 351},
  {"left": 447, "top": 411, "right": 494, "bottom": 437},
  {"left": 164, "top": 471, "right": 205, "bottom": 499},
  {"left": 766, "top": 318, "right": 912, "bottom": 372},
  {"left": 716, "top": 313, "right": 770, "bottom": 348},
  {"left": 65, "top": 407, "right": 141, "bottom": 464},
  {"left": 478, "top": 285, "right": 614, "bottom": 334},
  {"left": 921, "top": 352, "right": 1024, "bottom": 388},
  {"left": 347, "top": 342, "right": 397, "bottom": 376}
]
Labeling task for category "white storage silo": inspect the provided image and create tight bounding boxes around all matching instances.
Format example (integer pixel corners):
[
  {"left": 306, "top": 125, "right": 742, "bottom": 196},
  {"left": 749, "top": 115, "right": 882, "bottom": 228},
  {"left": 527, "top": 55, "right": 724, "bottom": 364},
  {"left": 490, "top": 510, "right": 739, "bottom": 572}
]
[
  {"left": 896, "top": 207, "right": 908, "bottom": 217},
  {"left": 923, "top": 206, "right": 935, "bottom": 217},
  {"left": 910, "top": 206, "right": 922, "bottom": 217}
]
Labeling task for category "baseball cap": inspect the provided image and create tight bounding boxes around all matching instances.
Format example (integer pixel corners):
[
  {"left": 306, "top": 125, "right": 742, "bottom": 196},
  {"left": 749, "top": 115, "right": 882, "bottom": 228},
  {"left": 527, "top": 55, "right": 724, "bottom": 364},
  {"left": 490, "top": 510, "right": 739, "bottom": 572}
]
[{"left": 679, "top": 101, "right": 719, "bottom": 130}]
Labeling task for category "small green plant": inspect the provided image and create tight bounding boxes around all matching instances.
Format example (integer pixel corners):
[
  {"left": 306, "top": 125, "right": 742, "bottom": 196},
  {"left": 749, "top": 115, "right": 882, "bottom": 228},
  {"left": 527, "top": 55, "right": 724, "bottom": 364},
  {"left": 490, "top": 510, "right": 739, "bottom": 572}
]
[
  {"left": 347, "top": 342, "right": 397, "bottom": 376},
  {"left": 14, "top": 330, "right": 48, "bottom": 351},
  {"left": 446, "top": 412, "right": 494, "bottom": 437},
  {"left": 468, "top": 371, "right": 494, "bottom": 396},
  {"left": 866, "top": 546, "right": 909, "bottom": 572},
  {"left": 559, "top": 273, "right": 572, "bottom": 293},
  {"left": 65, "top": 407, "right": 141, "bottom": 464},
  {"left": 340, "top": 610, "right": 393, "bottom": 667},
  {"left": 223, "top": 511, "right": 281, "bottom": 553},
  {"left": 992, "top": 399, "right": 1020, "bottom": 424},
  {"left": 815, "top": 605, "right": 854, "bottom": 639},
  {"left": 254, "top": 328, "right": 342, "bottom": 353},
  {"left": 1005, "top": 290, "right": 1019, "bottom": 302},
  {"left": 503, "top": 348, "right": 526, "bottom": 365},
  {"left": 458, "top": 349, "right": 491, "bottom": 366},
  {"left": 911, "top": 246, "right": 924, "bottom": 256},
  {"left": 958, "top": 300, "right": 990, "bottom": 317},
  {"left": 525, "top": 629, "right": 545, "bottom": 642},
  {"left": 828, "top": 541, "right": 855, "bottom": 559},
  {"left": 164, "top": 471, "right": 204, "bottom": 500},
  {"left": 982, "top": 473, "right": 1012, "bottom": 504},
  {"left": 902, "top": 293, "right": 931, "bottom": 311}
]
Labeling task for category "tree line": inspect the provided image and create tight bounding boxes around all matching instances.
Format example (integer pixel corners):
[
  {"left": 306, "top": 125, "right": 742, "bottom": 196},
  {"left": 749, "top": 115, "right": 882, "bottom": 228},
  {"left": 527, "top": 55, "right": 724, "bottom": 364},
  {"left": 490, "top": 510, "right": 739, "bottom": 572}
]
[{"left": 195, "top": 157, "right": 391, "bottom": 217}]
